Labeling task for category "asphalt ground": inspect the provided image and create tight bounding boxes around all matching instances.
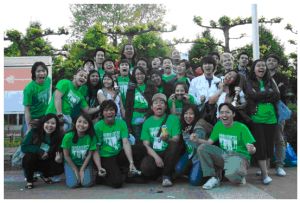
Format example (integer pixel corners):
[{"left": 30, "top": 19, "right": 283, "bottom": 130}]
[{"left": 3, "top": 167, "right": 297, "bottom": 199}]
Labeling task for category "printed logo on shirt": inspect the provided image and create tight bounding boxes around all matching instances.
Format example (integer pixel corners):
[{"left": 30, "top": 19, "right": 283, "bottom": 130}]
[
  {"left": 71, "top": 145, "right": 89, "bottom": 160},
  {"left": 37, "top": 88, "right": 50, "bottom": 104},
  {"left": 149, "top": 127, "right": 160, "bottom": 138},
  {"left": 135, "top": 91, "right": 148, "bottom": 105},
  {"left": 119, "top": 83, "right": 128, "bottom": 95},
  {"left": 66, "top": 90, "right": 81, "bottom": 107},
  {"left": 103, "top": 131, "right": 121, "bottom": 150},
  {"left": 219, "top": 134, "right": 238, "bottom": 151}
]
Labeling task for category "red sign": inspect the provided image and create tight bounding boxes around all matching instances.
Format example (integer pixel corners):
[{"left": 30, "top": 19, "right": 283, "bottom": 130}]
[{"left": 4, "top": 67, "right": 32, "bottom": 91}]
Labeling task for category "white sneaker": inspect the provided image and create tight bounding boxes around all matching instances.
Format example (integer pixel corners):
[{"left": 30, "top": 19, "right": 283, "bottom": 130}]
[
  {"left": 262, "top": 176, "right": 272, "bottom": 185},
  {"left": 162, "top": 177, "right": 173, "bottom": 187},
  {"left": 276, "top": 167, "right": 286, "bottom": 176},
  {"left": 240, "top": 177, "right": 246, "bottom": 185},
  {"left": 202, "top": 177, "right": 220, "bottom": 190},
  {"left": 256, "top": 170, "right": 262, "bottom": 176}
]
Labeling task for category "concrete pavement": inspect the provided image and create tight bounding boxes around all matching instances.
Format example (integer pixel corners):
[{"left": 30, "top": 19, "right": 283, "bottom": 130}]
[{"left": 4, "top": 167, "right": 297, "bottom": 199}]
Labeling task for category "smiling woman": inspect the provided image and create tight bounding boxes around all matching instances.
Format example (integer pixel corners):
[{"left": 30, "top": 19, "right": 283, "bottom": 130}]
[{"left": 245, "top": 59, "right": 280, "bottom": 185}]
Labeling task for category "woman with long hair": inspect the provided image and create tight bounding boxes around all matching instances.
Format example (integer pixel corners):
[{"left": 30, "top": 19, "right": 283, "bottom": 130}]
[
  {"left": 125, "top": 66, "right": 156, "bottom": 143},
  {"left": 97, "top": 73, "right": 124, "bottom": 119},
  {"left": 61, "top": 113, "right": 97, "bottom": 188},
  {"left": 21, "top": 114, "right": 64, "bottom": 189},
  {"left": 245, "top": 59, "right": 280, "bottom": 185},
  {"left": 175, "top": 104, "right": 213, "bottom": 186}
]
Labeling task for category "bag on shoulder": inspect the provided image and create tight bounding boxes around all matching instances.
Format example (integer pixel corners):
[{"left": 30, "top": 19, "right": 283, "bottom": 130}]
[{"left": 11, "top": 146, "right": 25, "bottom": 167}]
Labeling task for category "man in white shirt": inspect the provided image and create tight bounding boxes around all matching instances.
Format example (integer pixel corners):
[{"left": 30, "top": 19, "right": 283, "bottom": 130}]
[{"left": 189, "top": 56, "right": 221, "bottom": 106}]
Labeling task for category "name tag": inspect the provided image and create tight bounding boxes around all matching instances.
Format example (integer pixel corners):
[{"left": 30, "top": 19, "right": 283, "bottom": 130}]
[{"left": 153, "top": 137, "right": 163, "bottom": 150}]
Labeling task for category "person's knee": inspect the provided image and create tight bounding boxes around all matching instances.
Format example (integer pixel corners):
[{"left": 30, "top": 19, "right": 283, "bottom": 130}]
[
  {"left": 197, "top": 143, "right": 210, "bottom": 155},
  {"left": 66, "top": 179, "right": 80, "bottom": 188},
  {"left": 140, "top": 157, "right": 157, "bottom": 177}
]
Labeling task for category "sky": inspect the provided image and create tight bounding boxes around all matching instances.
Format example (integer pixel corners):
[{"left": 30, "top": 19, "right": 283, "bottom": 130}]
[{"left": 1, "top": 0, "right": 299, "bottom": 56}]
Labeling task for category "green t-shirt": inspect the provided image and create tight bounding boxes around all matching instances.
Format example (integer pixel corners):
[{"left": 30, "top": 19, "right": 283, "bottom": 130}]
[
  {"left": 168, "top": 94, "right": 195, "bottom": 117},
  {"left": 98, "top": 68, "right": 105, "bottom": 80},
  {"left": 132, "top": 84, "right": 149, "bottom": 125},
  {"left": 157, "top": 86, "right": 164, "bottom": 93},
  {"left": 23, "top": 77, "right": 51, "bottom": 119},
  {"left": 94, "top": 119, "right": 128, "bottom": 157},
  {"left": 210, "top": 121, "right": 256, "bottom": 160},
  {"left": 61, "top": 131, "right": 96, "bottom": 166},
  {"left": 46, "top": 79, "right": 88, "bottom": 116},
  {"left": 117, "top": 75, "right": 130, "bottom": 105},
  {"left": 251, "top": 80, "right": 277, "bottom": 124},
  {"left": 177, "top": 76, "right": 190, "bottom": 85},
  {"left": 141, "top": 114, "right": 181, "bottom": 152},
  {"left": 162, "top": 74, "right": 176, "bottom": 82}
]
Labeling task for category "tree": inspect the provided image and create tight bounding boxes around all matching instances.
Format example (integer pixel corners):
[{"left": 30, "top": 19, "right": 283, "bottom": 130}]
[
  {"left": 234, "top": 25, "right": 287, "bottom": 64},
  {"left": 70, "top": 4, "right": 166, "bottom": 46},
  {"left": 131, "top": 32, "right": 172, "bottom": 59},
  {"left": 4, "top": 21, "right": 68, "bottom": 56},
  {"left": 188, "top": 30, "right": 221, "bottom": 67},
  {"left": 193, "top": 15, "right": 282, "bottom": 52}
]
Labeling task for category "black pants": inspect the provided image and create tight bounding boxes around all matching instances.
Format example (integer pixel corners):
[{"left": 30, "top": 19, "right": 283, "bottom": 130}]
[
  {"left": 140, "top": 141, "right": 182, "bottom": 180},
  {"left": 250, "top": 123, "right": 277, "bottom": 160},
  {"left": 96, "top": 144, "right": 147, "bottom": 188},
  {"left": 22, "top": 153, "right": 64, "bottom": 182}
]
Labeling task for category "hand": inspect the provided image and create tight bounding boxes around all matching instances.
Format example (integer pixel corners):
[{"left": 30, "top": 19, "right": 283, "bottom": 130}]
[
  {"left": 73, "top": 167, "right": 80, "bottom": 183},
  {"left": 246, "top": 144, "right": 256, "bottom": 154},
  {"left": 160, "top": 133, "right": 169, "bottom": 141},
  {"left": 278, "top": 82, "right": 284, "bottom": 88},
  {"left": 183, "top": 94, "right": 190, "bottom": 101},
  {"left": 98, "top": 167, "right": 107, "bottom": 177},
  {"left": 189, "top": 133, "right": 198, "bottom": 143},
  {"left": 41, "top": 152, "right": 48, "bottom": 160},
  {"left": 234, "top": 86, "right": 241, "bottom": 94},
  {"left": 55, "top": 152, "right": 63, "bottom": 163},
  {"left": 79, "top": 167, "right": 85, "bottom": 184},
  {"left": 218, "top": 82, "right": 224, "bottom": 90},
  {"left": 129, "top": 162, "right": 137, "bottom": 172},
  {"left": 154, "top": 156, "right": 164, "bottom": 168},
  {"left": 169, "top": 94, "right": 176, "bottom": 102}
]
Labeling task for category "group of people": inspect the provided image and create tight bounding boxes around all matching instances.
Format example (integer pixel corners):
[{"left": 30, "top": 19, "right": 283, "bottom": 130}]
[{"left": 21, "top": 44, "right": 291, "bottom": 191}]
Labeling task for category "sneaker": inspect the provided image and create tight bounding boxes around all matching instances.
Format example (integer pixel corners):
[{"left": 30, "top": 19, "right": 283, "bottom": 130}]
[
  {"left": 162, "top": 176, "right": 173, "bottom": 187},
  {"left": 262, "top": 176, "right": 272, "bottom": 185},
  {"left": 51, "top": 175, "right": 62, "bottom": 183},
  {"left": 256, "top": 170, "right": 262, "bottom": 176},
  {"left": 202, "top": 177, "right": 220, "bottom": 190},
  {"left": 275, "top": 167, "right": 286, "bottom": 177},
  {"left": 240, "top": 177, "right": 246, "bottom": 185}
]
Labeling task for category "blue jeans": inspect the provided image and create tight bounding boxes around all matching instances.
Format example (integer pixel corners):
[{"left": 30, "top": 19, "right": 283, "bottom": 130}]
[
  {"left": 175, "top": 152, "right": 203, "bottom": 186},
  {"left": 64, "top": 162, "right": 94, "bottom": 188}
]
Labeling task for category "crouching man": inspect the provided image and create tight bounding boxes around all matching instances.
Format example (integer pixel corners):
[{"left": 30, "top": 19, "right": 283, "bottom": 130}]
[{"left": 195, "top": 103, "right": 256, "bottom": 189}]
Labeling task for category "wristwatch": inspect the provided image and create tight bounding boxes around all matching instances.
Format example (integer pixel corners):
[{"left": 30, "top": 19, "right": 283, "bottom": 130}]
[{"left": 57, "top": 113, "right": 63, "bottom": 118}]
